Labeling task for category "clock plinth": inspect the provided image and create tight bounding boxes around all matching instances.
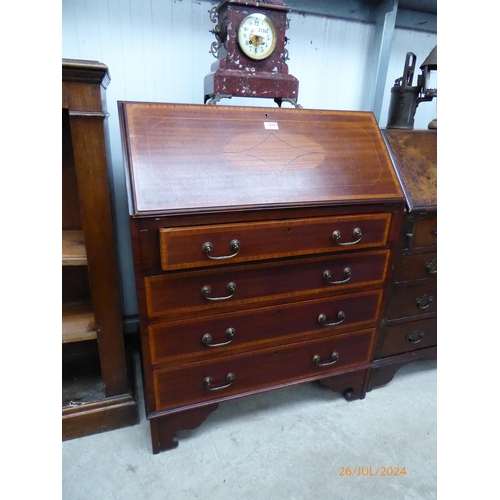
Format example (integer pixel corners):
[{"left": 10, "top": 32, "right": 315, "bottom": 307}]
[
  {"left": 204, "top": 67, "right": 299, "bottom": 105},
  {"left": 204, "top": 0, "right": 300, "bottom": 107}
]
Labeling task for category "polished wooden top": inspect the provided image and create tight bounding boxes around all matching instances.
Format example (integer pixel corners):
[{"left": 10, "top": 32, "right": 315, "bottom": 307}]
[
  {"left": 383, "top": 129, "right": 437, "bottom": 212},
  {"left": 119, "top": 102, "right": 404, "bottom": 216}
]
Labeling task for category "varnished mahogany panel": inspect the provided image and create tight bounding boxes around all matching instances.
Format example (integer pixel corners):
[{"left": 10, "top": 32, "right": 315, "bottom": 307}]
[
  {"left": 387, "top": 282, "right": 437, "bottom": 321},
  {"left": 160, "top": 213, "right": 391, "bottom": 271},
  {"left": 376, "top": 317, "right": 437, "bottom": 358},
  {"left": 153, "top": 329, "right": 374, "bottom": 412},
  {"left": 383, "top": 130, "right": 436, "bottom": 212},
  {"left": 149, "top": 289, "right": 383, "bottom": 366},
  {"left": 119, "top": 102, "right": 404, "bottom": 216},
  {"left": 145, "top": 250, "right": 390, "bottom": 320},
  {"left": 394, "top": 252, "right": 437, "bottom": 283}
]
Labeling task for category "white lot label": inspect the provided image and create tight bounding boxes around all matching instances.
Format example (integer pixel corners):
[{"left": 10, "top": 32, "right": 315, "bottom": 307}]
[{"left": 264, "top": 122, "right": 279, "bottom": 130}]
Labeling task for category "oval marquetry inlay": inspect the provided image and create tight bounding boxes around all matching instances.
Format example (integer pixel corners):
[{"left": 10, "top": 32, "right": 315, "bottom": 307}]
[{"left": 223, "top": 133, "right": 325, "bottom": 173}]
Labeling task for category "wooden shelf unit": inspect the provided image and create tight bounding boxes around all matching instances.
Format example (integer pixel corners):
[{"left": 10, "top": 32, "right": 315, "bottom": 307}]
[{"left": 62, "top": 58, "right": 138, "bottom": 440}]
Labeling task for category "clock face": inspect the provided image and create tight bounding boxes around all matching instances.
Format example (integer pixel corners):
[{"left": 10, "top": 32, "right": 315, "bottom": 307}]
[{"left": 237, "top": 13, "right": 277, "bottom": 61}]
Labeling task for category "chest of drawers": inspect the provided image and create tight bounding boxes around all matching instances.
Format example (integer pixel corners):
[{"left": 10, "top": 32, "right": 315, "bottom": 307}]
[
  {"left": 119, "top": 102, "right": 405, "bottom": 453},
  {"left": 369, "top": 130, "right": 437, "bottom": 390}
]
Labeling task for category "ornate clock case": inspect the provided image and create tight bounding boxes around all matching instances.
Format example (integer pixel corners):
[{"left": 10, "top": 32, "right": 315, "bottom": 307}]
[{"left": 204, "top": 0, "right": 300, "bottom": 107}]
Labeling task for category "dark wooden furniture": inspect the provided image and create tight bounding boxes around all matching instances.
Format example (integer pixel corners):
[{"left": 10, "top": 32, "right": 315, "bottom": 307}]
[
  {"left": 62, "top": 59, "right": 138, "bottom": 440},
  {"left": 118, "top": 102, "right": 405, "bottom": 453},
  {"left": 369, "top": 129, "right": 437, "bottom": 390}
]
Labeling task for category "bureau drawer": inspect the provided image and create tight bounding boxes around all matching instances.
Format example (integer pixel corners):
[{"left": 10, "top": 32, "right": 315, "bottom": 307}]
[
  {"left": 394, "top": 252, "right": 437, "bottom": 283},
  {"left": 159, "top": 213, "right": 392, "bottom": 271},
  {"left": 153, "top": 328, "right": 375, "bottom": 412},
  {"left": 411, "top": 217, "right": 437, "bottom": 249},
  {"left": 145, "top": 250, "right": 389, "bottom": 319},
  {"left": 387, "top": 282, "right": 437, "bottom": 321},
  {"left": 376, "top": 317, "right": 437, "bottom": 358},
  {"left": 149, "top": 289, "right": 383, "bottom": 365}
]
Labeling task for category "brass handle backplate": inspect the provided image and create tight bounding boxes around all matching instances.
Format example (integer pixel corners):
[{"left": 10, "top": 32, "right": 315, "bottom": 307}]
[
  {"left": 425, "top": 257, "right": 437, "bottom": 274},
  {"left": 202, "top": 239, "right": 240, "bottom": 260},
  {"left": 201, "top": 282, "right": 236, "bottom": 301},
  {"left": 202, "top": 328, "right": 235, "bottom": 347},
  {"left": 415, "top": 293, "right": 434, "bottom": 309},
  {"left": 312, "top": 351, "right": 339, "bottom": 367},
  {"left": 331, "top": 227, "right": 362, "bottom": 246},
  {"left": 317, "top": 311, "right": 346, "bottom": 327},
  {"left": 204, "top": 373, "right": 235, "bottom": 391},
  {"left": 323, "top": 267, "right": 351, "bottom": 285},
  {"left": 406, "top": 330, "right": 425, "bottom": 344}
]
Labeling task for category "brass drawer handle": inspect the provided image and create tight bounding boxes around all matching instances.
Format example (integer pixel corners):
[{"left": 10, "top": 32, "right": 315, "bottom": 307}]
[
  {"left": 323, "top": 267, "right": 351, "bottom": 285},
  {"left": 331, "top": 227, "right": 362, "bottom": 246},
  {"left": 415, "top": 293, "right": 434, "bottom": 309},
  {"left": 425, "top": 257, "right": 437, "bottom": 274},
  {"left": 406, "top": 330, "right": 425, "bottom": 344},
  {"left": 317, "top": 311, "right": 345, "bottom": 327},
  {"left": 202, "top": 239, "right": 240, "bottom": 260},
  {"left": 204, "top": 373, "right": 235, "bottom": 391},
  {"left": 201, "top": 282, "right": 236, "bottom": 301},
  {"left": 202, "top": 328, "right": 235, "bottom": 347},
  {"left": 312, "top": 351, "right": 339, "bottom": 367}
]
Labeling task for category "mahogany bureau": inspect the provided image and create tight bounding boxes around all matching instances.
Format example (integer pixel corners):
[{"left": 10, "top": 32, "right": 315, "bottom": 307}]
[
  {"left": 369, "top": 129, "right": 437, "bottom": 390},
  {"left": 118, "top": 102, "right": 405, "bottom": 453}
]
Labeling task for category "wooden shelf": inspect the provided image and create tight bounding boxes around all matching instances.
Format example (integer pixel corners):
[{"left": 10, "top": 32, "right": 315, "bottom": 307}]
[
  {"left": 62, "top": 301, "right": 97, "bottom": 343},
  {"left": 62, "top": 230, "right": 87, "bottom": 266}
]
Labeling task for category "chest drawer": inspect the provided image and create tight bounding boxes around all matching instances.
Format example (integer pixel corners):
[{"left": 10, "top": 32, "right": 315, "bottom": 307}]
[
  {"left": 149, "top": 289, "right": 383, "bottom": 365},
  {"left": 145, "top": 250, "right": 389, "bottom": 319},
  {"left": 376, "top": 317, "right": 437, "bottom": 358},
  {"left": 387, "top": 282, "right": 437, "bottom": 321},
  {"left": 153, "top": 328, "right": 375, "bottom": 412},
  {"left": 159, "top": 213, "right": 392, "bottom": 271},
  {"left": 411, "top": 217, "right": 437, "bottom": 249},
  {"left": 394, "top": 252, "right": 437, "bottom": 283}
]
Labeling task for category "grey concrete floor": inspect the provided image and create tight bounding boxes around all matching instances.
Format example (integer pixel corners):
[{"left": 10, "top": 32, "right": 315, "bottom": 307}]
[{"left": 62, "top": 359, "right": 437, "bottom": 500}]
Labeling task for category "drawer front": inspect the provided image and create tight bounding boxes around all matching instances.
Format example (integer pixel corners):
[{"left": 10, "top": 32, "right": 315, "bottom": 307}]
[
  {"left": 153, "top": 328, "right": 374, "bottom": 412},
  {"left": 387, "top": 282, "right": 437, "bottom": 321},
  {"left": 145, "top": 250, "right": 389, "bottom": 319},
  {"left": 376, "top": 317, "right": 437, "bottom": 358},
  {"left": 394, "top": 252, "right": 437, "bottom": 283},
  {"left": 411, "top": 217, "right": 437, "bottom": 249},
  {"left": 160, "top": 213, "right": 392, "bottom": 270},
  {"left": 149, "top": 289, "right": 383, "bottom": 365}
]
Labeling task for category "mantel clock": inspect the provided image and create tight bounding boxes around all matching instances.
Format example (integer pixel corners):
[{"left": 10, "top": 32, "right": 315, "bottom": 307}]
[{"left": 204, "top": 0, "right": 300, "bottom": 107}]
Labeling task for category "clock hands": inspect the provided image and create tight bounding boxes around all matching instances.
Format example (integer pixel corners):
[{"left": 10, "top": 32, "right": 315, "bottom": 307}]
[{"left": 249, "top": 34, "right": 263, "bottom": 47}]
